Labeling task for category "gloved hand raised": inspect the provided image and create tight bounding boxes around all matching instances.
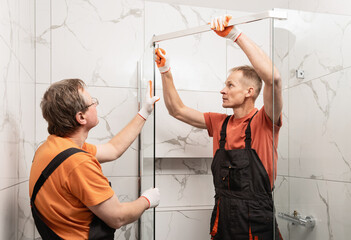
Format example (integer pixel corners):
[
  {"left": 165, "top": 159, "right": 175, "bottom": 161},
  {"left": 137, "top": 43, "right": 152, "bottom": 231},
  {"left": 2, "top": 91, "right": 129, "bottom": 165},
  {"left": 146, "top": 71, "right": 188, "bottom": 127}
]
[
  {"left": 210, "top": 14, "right": 242, "bottom": 42},
  {"left": 138, "top": 80, "right": 160, "bottom": 120},
  {"left": 154, "top": 48, "right": 170, "bottom": 74},
  {"left": 140, "top": 187, "right": 160, "bottom": 208}
]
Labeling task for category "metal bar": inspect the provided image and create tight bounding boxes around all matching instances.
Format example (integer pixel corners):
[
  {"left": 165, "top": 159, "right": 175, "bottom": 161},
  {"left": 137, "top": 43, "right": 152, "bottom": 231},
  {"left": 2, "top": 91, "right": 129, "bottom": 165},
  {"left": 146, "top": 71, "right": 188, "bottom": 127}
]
[
  {"left": 150, "top": 10, "right": 287, "bottom": 46},
  {"left": 278, "top": 212, "right": 316, "bottom": 228}
]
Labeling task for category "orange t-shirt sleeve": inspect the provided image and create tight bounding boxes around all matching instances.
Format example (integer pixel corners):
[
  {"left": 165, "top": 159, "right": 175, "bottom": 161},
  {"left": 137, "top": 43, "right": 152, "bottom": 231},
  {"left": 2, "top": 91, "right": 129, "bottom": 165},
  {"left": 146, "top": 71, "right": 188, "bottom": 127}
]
[
  {"left": 82, "top": 142, "right": 97, "bottom": 156},
  {"left": 260, "top": 106, "right": 283, "bottom": 130},
  {"left": 65, "top": 159, "right": 114, "bottom": 207},
  {"left": 204, "top": 112, "right": 227, "bottom": 137}
]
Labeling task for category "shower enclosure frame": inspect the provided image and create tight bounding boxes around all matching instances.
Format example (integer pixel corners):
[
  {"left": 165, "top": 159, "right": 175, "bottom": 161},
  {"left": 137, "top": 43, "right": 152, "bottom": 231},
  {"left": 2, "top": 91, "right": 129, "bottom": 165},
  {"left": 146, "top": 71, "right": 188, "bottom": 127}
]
[{"left": 138, "top": 9, "right": 287, "bottom": 240}]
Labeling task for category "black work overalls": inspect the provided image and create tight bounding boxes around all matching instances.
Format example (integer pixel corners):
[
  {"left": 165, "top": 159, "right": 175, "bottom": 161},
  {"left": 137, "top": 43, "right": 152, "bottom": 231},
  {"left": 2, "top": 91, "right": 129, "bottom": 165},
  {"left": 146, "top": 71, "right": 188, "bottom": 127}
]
[
  {"left": 31, "top": 148, "right": 116, "bottom": 240},
  {"left": 210, "top": 113, "right": 282, "bottom": 240}
]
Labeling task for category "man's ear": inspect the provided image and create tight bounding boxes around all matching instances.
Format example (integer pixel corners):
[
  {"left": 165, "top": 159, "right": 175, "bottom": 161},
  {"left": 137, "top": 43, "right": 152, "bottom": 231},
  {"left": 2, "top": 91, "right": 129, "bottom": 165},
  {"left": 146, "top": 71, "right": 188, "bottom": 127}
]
[
  {"left": 75, "top": 111, "right": 87, "bottom": 125},
  {"left": 246, "top": 87, "right": 255, "bottom": 98}
]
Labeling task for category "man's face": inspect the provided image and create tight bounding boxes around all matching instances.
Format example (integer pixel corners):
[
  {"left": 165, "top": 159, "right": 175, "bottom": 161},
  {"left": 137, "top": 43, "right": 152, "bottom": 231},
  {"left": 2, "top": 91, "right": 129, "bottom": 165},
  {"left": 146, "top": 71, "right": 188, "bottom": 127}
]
[
  {"left": 220, "top": 71, "right": 249, "bottom": 108},
  {"left": 80, "top": 89, "right": 99, "bottom": 129}
]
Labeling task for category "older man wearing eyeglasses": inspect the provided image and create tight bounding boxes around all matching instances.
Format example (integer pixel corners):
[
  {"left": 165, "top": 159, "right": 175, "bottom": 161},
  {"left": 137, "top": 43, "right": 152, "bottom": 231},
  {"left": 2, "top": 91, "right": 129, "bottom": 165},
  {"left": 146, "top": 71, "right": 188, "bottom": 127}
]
[{"left": 29, "top": 78, "right": 160, "bottom": 240}]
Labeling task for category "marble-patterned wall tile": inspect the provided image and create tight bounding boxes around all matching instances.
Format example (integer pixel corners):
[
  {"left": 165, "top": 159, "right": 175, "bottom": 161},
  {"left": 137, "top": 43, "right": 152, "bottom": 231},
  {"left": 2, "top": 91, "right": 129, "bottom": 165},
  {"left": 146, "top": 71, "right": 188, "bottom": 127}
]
[
  {"left": 1, "top": 35, "right": 35, "bottom": 190},
  {"left": 16, "top": 82, "right": 36, "bottom": 181},
  {"left": 18, "top": 1, "right": 36, "bottom": 181},
  {"left": 0, "top": 186, "right": 18, "bottom": 240},
  {"left": 36, "top": 0, "right": 51, "bottom": 84},
  {"left": 0, "top": 81, "right": 20, "bottom": 189},
  {"left": 277, "top": 10, "right": 351, "bottom": 86},
  {"left": 51, "top": 0, "right": 144, "bottom": 88},
  {"left": 274, "top": 175, "right": 291, "bottom": 240},
  {"left": 274, "top": 12, "right": 291, "bottom": 177},
  {"left": 277, "top": 88, "right": 289, "bottom": 176},
  {"left": 156, "top": 174, "right": 214, "bottom": 208},
  {"left": 2, "top": 0, "right": 36, "bottom": 184},
  {"left": 35, "top": 84, "right": 50, "bottom": 147},
  {"left": 156, "top": 157, "right": 212, "bottom": 175},
  {"left": 156, "top": 209, "right": 212, "bottom": 240},
  {"left": 17, "top": 181, "right": 35, "bottom": 240},
  {"left": 109, "top": 176, "right": 139, "bottom": 240},
  {"left": 274, "top": 14, "right": 291, "bottom": 90},
  {"left": 86, "top": 86, "right": 139, "bottom": 177},
  {"left": 288, "top": 69, "right": 351, "bottom": 182},
  {"left": 342, "top": 22, "right": 351, "bottom": 68},
  {"left": 0, "top": 0, "right": 18, "bottom": 50},
  {"left": 140, "top": 209, "right": 153, "bottom": 240},
  {"left": 0, "top": 0, "right": 19, "bottom": 189},
  {"left": 155, "top": 90, "right": 225, "bottom": 158},
  {"left": 19, "top": 0, "right": 35, "bottom": 84},
  {"left": 288, "top": 178, "right": 351, "bottom": 240},
  {"left": 1, "top": 1, "right": 35, "bottom": 239},
  {"left": 145, "top": 1, "right": 227, "bottom": 92},
  {"left": 226, "top": 13, "right": 271, "bottom": 73}
]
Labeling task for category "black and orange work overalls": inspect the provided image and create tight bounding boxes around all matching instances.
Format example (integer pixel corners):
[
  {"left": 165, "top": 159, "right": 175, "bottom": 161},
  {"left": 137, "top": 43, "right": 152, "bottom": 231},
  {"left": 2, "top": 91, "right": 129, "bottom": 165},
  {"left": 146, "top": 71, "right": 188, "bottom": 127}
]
[
  {"left": 210, "top": 112, "right": 283, "bottom": 240},
  {"left": 30, "top": 148, "right": 116, "bottom": 240}
]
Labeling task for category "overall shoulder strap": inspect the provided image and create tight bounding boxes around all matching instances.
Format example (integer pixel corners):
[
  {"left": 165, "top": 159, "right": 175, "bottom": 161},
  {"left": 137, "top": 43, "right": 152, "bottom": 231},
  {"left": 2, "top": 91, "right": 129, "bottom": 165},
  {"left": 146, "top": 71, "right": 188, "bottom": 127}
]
[
  {"left": 219, "top": 115, "right": 232, "bottom": 149},
  {"left": 31, "top": 147, "right": 86, "bottom": 203},
  {"left": 245, "top": 110, "right": 259, "bottom": 149}
]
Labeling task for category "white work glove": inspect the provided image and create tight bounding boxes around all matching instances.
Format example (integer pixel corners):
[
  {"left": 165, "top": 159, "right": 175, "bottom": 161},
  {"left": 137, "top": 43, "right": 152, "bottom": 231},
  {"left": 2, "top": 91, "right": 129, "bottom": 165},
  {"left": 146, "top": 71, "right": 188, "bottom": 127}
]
[
  {"left": 210, "top": 14, "right": 242, "bottom": 42},
  {"left": 138, "top": 80, "right": 160, "bottom": 120},
  {"left": 154, "top": 48, "right": 170, "bottom": 74},
  {"left": 141, "top": 187, "right": 160, "bottom": 208}
]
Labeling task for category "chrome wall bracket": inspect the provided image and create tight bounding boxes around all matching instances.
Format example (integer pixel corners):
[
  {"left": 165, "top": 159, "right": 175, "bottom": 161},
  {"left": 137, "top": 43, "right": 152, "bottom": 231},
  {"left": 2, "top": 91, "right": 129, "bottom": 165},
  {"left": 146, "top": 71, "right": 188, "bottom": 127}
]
[{"left": 278, "top": 211, "right": 316, "bottom": 229}]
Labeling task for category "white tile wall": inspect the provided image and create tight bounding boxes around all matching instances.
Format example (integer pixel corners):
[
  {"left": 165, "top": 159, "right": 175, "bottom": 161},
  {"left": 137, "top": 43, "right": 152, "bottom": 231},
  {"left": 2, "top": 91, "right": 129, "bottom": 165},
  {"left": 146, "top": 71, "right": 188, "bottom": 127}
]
[
  {"left": 145, "top": 1, "right": 227, "bottom": 92},
  {"left": 0, "top": 0, "right": 36, "bottom": 238},
  {"left": 0, "top": 185, "right": 19, "bottom": 239},
  {"left": 156, "top": 209, "right": 212, "bottom": 240},
  {"left": 274, "top": 9, "right": 351, "bottom": 240},
  {"left": 154, "top": 90, "right": 225, "bottom": 158},
  {"left": 50, "top": 0, "right": 144, "bottom": 88},
  {"left": 87, "top": 86, "right": 139, "bottom": 177},
  {"left": 110, "top": 177, "right": 139, "bottom": 240},
  {"left": 35, "top": 0, "right": 51, "bottom": 84},
  {"left": 2, "top": 0, "right": 351, "bottom": 239}
]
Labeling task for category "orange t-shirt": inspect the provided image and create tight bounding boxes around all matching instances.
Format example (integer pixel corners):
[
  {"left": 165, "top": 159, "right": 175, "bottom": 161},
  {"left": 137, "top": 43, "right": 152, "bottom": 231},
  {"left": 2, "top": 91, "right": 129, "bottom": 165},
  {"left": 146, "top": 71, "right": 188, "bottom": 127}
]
[
  {"left": 29, "top": 135, "right": 114, "bottom": 240},
  {"left": 204, "top": 107, "right": 282, "bottom": 187}
]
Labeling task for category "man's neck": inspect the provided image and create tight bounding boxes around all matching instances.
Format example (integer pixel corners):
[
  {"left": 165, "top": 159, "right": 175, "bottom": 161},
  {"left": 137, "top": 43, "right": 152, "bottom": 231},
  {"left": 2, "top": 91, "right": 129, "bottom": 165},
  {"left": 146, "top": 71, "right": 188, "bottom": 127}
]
[
  {"left": 68, "top": 129, "right": 88, "bottom": 148},
  {"left": 232, "top": 103, "right": 255, "bottom": 119}
]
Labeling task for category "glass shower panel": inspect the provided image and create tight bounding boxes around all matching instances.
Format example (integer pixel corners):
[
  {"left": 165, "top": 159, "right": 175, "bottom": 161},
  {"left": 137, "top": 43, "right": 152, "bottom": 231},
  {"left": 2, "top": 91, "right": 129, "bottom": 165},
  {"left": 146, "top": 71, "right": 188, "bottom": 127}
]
[
  {"left": 225, "top": 15, "right": 279, "bottom": 239},
  {"left": 273, "top": 9, "right": 351, "bottom": 240},
  {"left": 138, "top": 45, "right": 155, "bottom": 240},
  {"left": 147, "top": 12, "right": 282, "bottom": 239},
  {"left": 153, "top": 32, "right": 226, "bottom": 240}
]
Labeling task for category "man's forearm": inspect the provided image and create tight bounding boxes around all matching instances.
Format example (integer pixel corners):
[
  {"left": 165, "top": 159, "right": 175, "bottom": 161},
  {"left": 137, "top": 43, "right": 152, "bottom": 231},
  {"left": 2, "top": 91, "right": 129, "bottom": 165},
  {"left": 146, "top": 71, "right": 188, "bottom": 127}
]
[
  {"left": 113, "top": 197, "right": 149, "bottom": 228},
  {"left": 96, "top": 114, "right": 145, "bottom": 163},
  {"left": 161, "top": 70, "right": 185, "bottom": 118},
  {"left": 107, "top": 114, "right": 145, "bottom": 159}
]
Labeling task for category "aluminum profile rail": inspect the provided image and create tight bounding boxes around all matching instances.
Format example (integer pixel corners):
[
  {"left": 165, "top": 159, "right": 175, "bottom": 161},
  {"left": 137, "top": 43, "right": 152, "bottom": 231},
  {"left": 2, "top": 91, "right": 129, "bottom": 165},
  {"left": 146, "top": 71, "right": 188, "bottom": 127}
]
[{"left": 150, "top": 10, "right": 287, "bottom": 47}]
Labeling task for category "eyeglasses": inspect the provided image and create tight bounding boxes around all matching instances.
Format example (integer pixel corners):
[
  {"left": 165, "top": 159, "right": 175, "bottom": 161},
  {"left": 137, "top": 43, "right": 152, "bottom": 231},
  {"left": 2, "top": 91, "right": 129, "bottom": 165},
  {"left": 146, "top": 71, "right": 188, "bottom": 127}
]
[{"left": 84, "top": 97, "right": 99, "bottom": 109}]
